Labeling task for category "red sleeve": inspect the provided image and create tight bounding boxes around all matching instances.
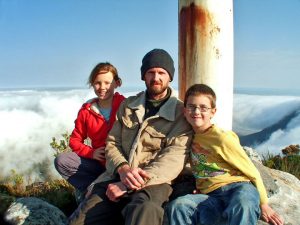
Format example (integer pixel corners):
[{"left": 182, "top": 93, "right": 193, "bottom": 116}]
[{"left": 69, "top": 108, "right": 94, "bottom": 159}]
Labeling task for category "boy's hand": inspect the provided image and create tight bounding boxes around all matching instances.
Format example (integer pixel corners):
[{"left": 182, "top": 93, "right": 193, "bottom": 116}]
[
  {"left": 118, "top": 164, "right": 150, "bottom": 190},
  {"left": 260, "top": 203, "right": 284, "bottom": 225}
]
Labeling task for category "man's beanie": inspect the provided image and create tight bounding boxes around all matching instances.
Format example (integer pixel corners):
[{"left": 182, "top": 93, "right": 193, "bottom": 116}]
[{"left": 140, "top": 49, "right": 175, "bottom": 81}]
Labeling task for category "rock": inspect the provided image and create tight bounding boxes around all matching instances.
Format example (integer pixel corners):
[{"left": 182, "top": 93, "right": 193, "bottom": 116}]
[
  {"left": 244, "top": 146, "right": 280, "bottom": 197},
  {"left": 257, "top": 168, "right": 300, "bottom": 225},
  {"left": 4, "top": 197, "right": 67, "bottom": 225},
  {"left": 244, "top": 146, "right": 263, "bottom": 163},
  {"left": 245, "top": 147, "right": 300, "bottom": 225},
  {"left": 0, "top": 193, "right": 16, "bottom": 216},
  {"left": 252, "top": 160, "right": 280, "bottom": 197}
]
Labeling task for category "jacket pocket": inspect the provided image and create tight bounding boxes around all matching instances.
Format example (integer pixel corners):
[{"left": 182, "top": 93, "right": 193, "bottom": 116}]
[
  {"left": 143, "top": 126, "right": 166, "bottom": 152},
  {"left": 121, "top": 116, "right": 139, "bottom": 129},
  {"left": 121, "top": 116, "right": 139, "bottom": 152}
]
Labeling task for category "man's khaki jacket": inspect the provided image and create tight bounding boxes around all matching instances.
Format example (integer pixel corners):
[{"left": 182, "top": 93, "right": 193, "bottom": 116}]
[{"left": 94, "top": 88, "right": 193, "bottom": 186}]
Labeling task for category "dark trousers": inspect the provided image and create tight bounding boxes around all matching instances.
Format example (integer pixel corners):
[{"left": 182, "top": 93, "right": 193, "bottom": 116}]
[{"left": 68, "top": 180, "right": 172, "bottom": 225}]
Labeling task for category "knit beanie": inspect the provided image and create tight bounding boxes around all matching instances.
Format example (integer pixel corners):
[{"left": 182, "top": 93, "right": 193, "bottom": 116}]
[{"left": 140, "top": 49, "right": 175, "bottom": 81}]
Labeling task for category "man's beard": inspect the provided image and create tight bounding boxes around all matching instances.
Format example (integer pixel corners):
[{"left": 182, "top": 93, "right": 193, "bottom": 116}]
[{"left": 146, "top": 81, "right": 168, "bottom": 97}]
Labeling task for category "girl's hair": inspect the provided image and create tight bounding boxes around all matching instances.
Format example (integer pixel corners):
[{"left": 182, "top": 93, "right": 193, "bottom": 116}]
[
  {"left": 184, "top": 84, "right": 216, "bottom": 108},
  {"left": 88, "top": 62, "right": 122, "bottom": 86}
]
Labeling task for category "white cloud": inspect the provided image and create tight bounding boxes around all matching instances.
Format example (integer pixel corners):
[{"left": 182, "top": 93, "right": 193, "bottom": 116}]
[
  {"left": 0, "top": 88, "right": 94, "bottom": 181},
  {"left": 0, "top": 89, "right": 299, "bottom": 181}
]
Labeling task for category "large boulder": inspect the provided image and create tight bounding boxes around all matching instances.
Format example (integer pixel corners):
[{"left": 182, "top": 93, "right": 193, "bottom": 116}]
[
  {"left": 257, "top": 168, "right": 300, "bottom": 225},
  {"left": 244, "top": 147, "right": 300, "bottom": 225},
  {"left": 4, "top": 197, "right": 67, "bottom": 225}
]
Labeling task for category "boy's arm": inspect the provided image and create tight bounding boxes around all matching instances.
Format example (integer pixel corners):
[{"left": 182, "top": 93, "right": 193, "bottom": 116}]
[{"left": 219, "top": 132, "right": 269, "bottom": 204}]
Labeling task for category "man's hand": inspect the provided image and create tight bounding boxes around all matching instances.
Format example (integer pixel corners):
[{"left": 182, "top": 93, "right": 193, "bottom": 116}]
[
  {"left": 106, "top": 181, "right": 127, "bottom": 202},
  {"left": 118, "top": 164, "right": 150, "bottom": 190},
  {"left": 92, "top": 147, "right": 106, "bottom": 162},
  {"left": 260, "top": 203, "right": 284, "bottom": 225}
]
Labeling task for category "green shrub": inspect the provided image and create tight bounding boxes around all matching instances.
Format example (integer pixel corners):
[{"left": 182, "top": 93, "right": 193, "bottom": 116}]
[
  {"left": 50, "top": 132, "right": 71, "bottom": 157},
  {"left": 262, "top": 144, "right": 300, "bottom": 180}
]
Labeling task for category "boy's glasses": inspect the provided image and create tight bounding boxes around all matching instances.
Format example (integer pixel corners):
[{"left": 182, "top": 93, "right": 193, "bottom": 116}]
[{"left": 186, "top": 104, "right": 212, "bottom": 113}]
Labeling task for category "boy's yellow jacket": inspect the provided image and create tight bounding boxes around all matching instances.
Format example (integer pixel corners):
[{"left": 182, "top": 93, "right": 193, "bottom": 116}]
[{"left": 192, "top": 125, "right": 268, "bottom": 205}]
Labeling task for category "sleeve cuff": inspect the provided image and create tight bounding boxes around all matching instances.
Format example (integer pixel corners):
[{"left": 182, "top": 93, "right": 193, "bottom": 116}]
[{"left": 114, "top": 162, "right": 129, "bottom": 175}]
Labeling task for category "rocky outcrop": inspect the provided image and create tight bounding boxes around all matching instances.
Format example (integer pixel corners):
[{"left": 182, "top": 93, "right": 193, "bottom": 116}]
[
  {"left": 257, "top": 168, "right": 300, "bottom": 225},
  {"left": 244, "top": 147, "right": 300, "bottom": 225},
  {"left": 4, "top": 197, "right": 67, "bottom": 225}
]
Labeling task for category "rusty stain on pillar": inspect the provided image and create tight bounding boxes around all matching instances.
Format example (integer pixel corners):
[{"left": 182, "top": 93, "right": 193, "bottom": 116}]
[{"left": 179, "top": 0, "right": 233, "bottom": 130}]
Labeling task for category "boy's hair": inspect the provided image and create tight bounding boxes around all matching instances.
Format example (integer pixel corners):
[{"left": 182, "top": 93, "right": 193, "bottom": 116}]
[
  {"left": 184, "top": 84, "right": 217, "bottom": 108},
  {"left": 88, "top": 62, "right": 122, "bottom": 86}
]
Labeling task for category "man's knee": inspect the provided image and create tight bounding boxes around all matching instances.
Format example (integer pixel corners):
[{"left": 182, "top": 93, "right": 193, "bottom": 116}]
[
  {"left": 123, "top": 200, "right": 164, "bottom": 225},
  {"left": 69, "top": 186, "right": 122, "bottom": 225},
  {"left": 134, "top": 200, "right": 163, "bottom": 212}
]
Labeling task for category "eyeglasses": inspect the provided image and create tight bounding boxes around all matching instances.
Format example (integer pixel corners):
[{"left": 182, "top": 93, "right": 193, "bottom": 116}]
[{"left": 186, "top": 104, "right": 212, "bottom": 113}]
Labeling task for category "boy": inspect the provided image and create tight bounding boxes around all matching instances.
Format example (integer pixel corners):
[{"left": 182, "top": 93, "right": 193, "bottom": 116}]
[{"left": 166, "top": 84, "right": 283, "bottom": 225}]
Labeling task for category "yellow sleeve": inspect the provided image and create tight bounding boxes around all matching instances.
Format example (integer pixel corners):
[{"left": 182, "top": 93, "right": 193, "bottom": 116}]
[{"left": 218, "top": 132, "right": 268, "bottom": 204}]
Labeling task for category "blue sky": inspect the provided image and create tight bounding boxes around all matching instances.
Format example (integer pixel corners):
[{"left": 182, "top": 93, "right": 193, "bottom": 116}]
[{"left": 0, "top": 0, "right": 299, "bottom": 90}]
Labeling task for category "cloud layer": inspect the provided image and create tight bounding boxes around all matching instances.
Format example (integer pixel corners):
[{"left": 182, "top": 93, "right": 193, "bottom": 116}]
[{"left": 0, "top": 88, "right": 299, "bottom": 181}]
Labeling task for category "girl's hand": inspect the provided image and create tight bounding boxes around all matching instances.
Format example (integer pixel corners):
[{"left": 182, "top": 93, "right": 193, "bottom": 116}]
[{"left": 93, "top": 147, "right": 106, "bottom": 161}]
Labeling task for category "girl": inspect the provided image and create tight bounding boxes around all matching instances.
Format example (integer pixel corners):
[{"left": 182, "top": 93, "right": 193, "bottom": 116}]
[{"left": 54, "top": 62, "right": 125, "bottom": 195}]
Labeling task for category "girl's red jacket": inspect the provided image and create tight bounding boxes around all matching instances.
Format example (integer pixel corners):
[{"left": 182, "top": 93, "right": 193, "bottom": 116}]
[{"left": 69, "top": 92, "right": 125, "bottom": 163}]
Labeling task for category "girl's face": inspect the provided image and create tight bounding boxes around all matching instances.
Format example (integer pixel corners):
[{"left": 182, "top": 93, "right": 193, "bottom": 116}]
[
  {"left": 184, "top": 94, "right": 216, "bottom": 133},
  {"left": 92, "top": 71, "right": 118, "bottom": 101}
]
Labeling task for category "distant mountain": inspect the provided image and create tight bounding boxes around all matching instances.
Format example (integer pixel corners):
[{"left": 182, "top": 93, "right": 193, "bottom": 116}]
[{"left": 239, "top": 109, "right": 300, "bottom": 147}]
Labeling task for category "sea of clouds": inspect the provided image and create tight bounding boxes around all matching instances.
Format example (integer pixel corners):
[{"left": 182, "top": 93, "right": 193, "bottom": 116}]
[
  {"left": 0, "top": 87, "right": 299, "bottom": 182},
  {"left": 233, "top": 92, "right": 300, "bottom": 154}
]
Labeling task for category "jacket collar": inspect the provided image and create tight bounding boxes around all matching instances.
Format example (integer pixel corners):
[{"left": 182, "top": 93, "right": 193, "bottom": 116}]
[{"left": 128, "top": 87, "right": 179, "bottom": 122}]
